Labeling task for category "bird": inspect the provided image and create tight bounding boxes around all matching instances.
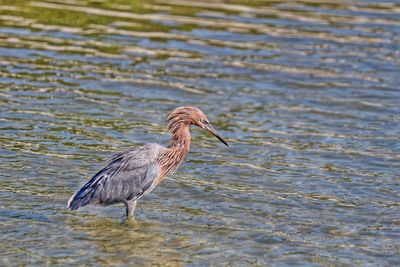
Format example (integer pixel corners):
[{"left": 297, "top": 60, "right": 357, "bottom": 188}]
[{"left": 67, "top": 106, "right": 228, "bottom": 219}]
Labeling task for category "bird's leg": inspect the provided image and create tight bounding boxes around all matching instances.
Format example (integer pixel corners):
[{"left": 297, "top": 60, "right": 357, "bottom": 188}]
[{"left": 125, "top": 200, "right": 137, "bottom": 219}]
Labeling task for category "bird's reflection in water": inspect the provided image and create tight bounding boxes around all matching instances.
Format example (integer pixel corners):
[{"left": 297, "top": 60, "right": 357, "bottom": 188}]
[{"left": 67, "top": 215, "right": 185, "bottom": 266}]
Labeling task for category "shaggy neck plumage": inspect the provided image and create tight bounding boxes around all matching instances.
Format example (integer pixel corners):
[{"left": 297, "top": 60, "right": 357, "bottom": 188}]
[
  {"left": 169, "top": 122, "right": 190, "bottom": 149},
  {"left": 157, "top": 121, "right": 191, "bottom": 179}
]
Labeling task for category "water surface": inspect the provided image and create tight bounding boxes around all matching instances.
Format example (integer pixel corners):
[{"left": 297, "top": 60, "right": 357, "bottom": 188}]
[{"left": 0, "top": 0, "right": 399, "bottom": 266}]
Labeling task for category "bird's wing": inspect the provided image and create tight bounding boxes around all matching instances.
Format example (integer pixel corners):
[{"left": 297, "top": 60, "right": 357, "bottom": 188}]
[{"left": 68, "top": 143, "right": 167, "bottom": 210}]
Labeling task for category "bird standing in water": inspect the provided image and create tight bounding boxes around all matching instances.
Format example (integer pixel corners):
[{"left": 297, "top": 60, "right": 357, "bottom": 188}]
[{"left": 68, "top": 106, "right": 228, "bottom": 219}]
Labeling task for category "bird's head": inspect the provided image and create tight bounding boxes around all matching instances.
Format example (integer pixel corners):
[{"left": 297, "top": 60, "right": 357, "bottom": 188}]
[{"left": 166, "top": 106, "right": 228, "bottom": 146}]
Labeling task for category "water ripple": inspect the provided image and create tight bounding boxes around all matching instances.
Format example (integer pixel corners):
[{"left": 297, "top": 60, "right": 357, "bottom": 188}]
[{"left": 0, "top": 0, "right": 399, "bottom": 266}]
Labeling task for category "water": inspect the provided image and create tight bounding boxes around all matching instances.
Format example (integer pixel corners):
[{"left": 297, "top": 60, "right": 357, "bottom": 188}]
[{"left": 1, "top": 0, "right": 399, "bottom": 265}]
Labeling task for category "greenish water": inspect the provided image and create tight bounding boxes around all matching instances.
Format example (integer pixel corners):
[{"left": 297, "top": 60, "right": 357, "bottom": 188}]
[{"left": 1, "top": 0, "right": 399, "bottom": 265}]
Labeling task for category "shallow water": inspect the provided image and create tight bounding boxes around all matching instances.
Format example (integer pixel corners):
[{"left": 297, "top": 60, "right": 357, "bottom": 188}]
[{"left": 0, "top": 0, "right": 399, "bottom": 266}]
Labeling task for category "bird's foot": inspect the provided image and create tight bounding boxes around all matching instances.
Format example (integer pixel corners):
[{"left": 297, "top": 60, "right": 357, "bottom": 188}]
[{"left": 122, "top": 216, "right": 138, "bottom": 226}]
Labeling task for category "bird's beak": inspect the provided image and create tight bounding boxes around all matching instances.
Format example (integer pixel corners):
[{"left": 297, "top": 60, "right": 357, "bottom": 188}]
[{"left": 203, "top": 123, "right": 229, "bottom": 146}]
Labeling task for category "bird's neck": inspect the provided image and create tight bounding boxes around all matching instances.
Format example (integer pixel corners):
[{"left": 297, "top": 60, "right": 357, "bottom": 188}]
[
  {"left": 159, "top": 124, "right": 191, "bottom": 178},
  {"left": 169, "top": 124, "right": 191, "bottom": 150}
]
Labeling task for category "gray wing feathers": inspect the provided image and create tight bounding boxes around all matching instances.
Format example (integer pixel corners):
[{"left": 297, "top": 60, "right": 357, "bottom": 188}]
[
  {"left": 68, "top": 143, "right": 166, "bottom": 210},
  {"left": 95, "top": 163, "right": 160, "bottom": 203}
]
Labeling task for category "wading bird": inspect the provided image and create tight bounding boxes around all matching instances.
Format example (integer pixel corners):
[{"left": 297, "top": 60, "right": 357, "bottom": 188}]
[{"left": 68, "top": 106, "right": 228, "bottom": 219}]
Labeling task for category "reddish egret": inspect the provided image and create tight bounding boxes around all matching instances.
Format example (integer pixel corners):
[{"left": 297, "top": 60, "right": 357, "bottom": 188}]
[{"left": 68, "top": 106, "right": 228, "bottom": 219}]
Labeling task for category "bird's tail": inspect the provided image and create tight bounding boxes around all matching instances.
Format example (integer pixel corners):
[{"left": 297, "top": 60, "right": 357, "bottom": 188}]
[
  {"left": 67, "top": 168, "right": 106, "bottom": 210},
  {"left": 67, "top": 192, "right": 79, "bottom": 210},
  {"left": 67, "top": 186, "right": 95, "bottom": 210}
]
